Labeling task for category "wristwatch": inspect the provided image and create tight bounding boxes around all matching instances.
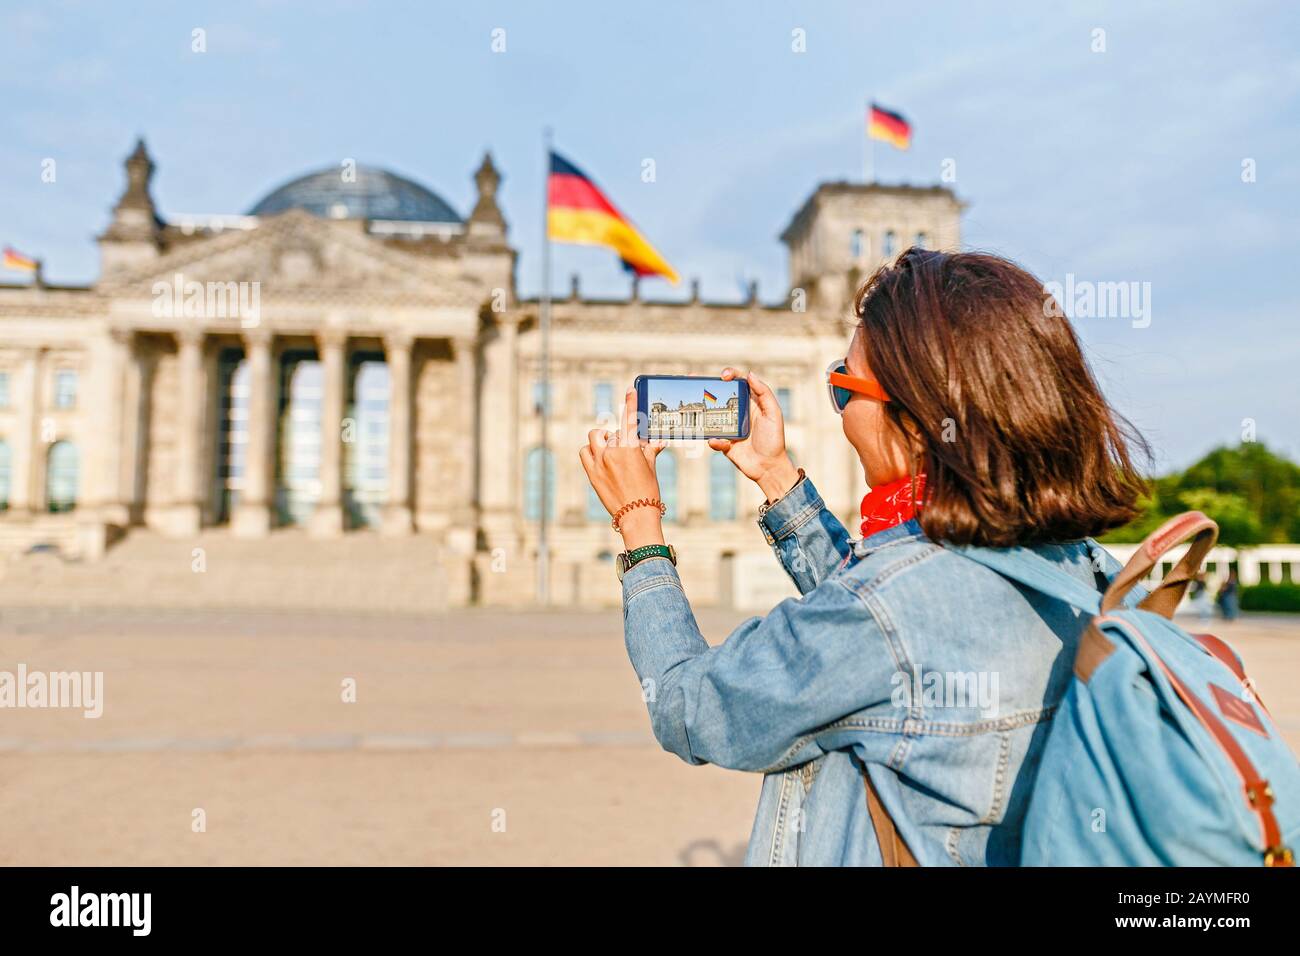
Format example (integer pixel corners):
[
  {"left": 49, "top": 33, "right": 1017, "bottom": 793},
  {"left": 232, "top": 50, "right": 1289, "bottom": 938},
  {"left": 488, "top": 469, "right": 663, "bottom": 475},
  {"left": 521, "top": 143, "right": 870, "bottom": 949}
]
[{"left": 616, "top": 543, "right": 677, "bottom": 581}]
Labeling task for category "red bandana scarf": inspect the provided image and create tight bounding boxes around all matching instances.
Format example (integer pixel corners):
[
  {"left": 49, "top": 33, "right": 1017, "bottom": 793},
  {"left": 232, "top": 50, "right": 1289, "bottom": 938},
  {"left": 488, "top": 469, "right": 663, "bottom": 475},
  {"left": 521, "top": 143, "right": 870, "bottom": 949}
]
[{"left": 859, "top": 473, "right": 926, "bottom": 538}]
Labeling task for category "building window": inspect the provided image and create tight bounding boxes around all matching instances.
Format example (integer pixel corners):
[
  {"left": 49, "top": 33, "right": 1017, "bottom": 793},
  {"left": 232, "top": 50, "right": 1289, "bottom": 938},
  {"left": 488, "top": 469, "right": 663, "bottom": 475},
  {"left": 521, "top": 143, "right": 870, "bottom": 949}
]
[
  {"left": 532, "top": 381, "right": 551, "bottom": 415},
  {"left": 524, "top": 447, "right": 555, "bottom": 522},
  {"left": 345, "top": 359, "right": 389, "bottom": 528},
  {"left": 776, "top": 387, "right": 793, "bottom": 421},
  {"left": 658, "top": 449, "right": 678, "bottom": 523},
  {"left": 587, "top": 484, "right": 607, "bottom": 522},
  {"left": 53, "top": 369, "right": 77, "bottom": 409},
  {"left": 883, "top": 230, "right": 897, "bottom": 259},
  {"left": 46, "top": 440, "right": 79, "bottom": 512},
  {"left": 0, "top": 439, "right": 9, "bottom": 510},
  {"left": 709, "top": 453, "right": 736, "bottom": 521},
  {"left": 280, "top": 358, "right": 323, "bottom": 526},
  {"left": 913, "top": 231, "right": 928, "bottom": 249},
  {"left": 216, "top": 354, "right": 249, "bottom": 521},
  {"left": 850, "top": 229, "right": 865, "bottom": 259},
  {"left": 593, "top": 382, "right": 614, "bottom": 421},
  {"left": 0, "top": 372, "right": 9, "bottom": 408}
]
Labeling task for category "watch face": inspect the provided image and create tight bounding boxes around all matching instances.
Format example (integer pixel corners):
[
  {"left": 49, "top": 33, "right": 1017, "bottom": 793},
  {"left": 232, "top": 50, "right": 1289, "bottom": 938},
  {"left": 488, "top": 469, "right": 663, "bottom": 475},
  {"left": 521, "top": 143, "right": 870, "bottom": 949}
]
[{"left": 616, "top": 553, "right": 631, "bottom": 582}]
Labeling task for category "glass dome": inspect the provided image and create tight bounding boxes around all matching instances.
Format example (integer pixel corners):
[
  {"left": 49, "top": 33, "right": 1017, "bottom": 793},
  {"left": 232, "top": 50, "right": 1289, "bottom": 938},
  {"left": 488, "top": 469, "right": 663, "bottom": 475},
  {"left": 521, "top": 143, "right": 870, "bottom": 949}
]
[{"left": 248, "top": 164, "right": 462, "bottom": 224}]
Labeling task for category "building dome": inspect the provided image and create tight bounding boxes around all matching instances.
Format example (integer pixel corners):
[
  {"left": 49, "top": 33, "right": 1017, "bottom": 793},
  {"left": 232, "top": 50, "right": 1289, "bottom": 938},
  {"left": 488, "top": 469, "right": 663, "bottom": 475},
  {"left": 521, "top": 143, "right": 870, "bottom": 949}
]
[{"left": 248, "top": 164, "right": 463, "bottom": 224}]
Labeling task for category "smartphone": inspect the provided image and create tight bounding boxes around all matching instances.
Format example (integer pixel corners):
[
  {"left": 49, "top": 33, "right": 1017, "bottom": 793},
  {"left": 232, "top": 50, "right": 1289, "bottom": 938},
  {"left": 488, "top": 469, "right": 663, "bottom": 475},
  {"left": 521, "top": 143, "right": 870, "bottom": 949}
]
[{"left": 634, "top": 374, "right": 751, "bottom": 441}]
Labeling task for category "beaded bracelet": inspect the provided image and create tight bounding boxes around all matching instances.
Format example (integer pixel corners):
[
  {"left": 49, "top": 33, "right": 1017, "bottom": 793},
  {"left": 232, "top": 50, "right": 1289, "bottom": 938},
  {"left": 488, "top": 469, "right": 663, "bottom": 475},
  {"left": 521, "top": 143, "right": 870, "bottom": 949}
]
[{"left": 610, "top": 497, "right": 666, "bottom": 534}]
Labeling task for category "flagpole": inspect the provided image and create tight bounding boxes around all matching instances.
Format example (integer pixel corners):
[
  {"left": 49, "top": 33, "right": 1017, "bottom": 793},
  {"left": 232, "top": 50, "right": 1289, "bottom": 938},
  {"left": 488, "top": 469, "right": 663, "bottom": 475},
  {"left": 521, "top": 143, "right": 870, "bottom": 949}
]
[{"left": 537, "top": 126, "right": 553, "bottom": 606}]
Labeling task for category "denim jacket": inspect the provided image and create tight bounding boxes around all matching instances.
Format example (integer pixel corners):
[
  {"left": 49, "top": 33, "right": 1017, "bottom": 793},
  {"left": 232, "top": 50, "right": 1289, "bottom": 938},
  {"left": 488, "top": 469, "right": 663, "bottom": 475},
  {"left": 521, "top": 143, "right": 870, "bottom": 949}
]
[{"left": 621, "top": 475, "right": 1135, "bottom": 866}]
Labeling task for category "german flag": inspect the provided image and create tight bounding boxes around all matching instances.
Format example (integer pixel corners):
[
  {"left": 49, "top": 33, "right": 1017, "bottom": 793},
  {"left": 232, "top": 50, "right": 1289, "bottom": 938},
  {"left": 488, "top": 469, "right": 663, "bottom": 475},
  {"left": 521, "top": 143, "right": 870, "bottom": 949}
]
[
  {"left": 547, "top": 152, "right": 679, "bottom": 283},
  {"left": 868, "top": 103, "right": 911, "bottom": 150},
  {"left": 2, "top": 246, "right": 38, "bottom": 273},
  {"left": 703, "top": 388, "right": 718, "bottom": 404}
]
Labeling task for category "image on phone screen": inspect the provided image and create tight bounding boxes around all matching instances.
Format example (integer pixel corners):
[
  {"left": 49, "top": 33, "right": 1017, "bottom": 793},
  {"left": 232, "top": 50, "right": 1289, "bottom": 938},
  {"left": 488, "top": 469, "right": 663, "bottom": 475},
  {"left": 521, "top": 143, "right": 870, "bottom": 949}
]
[{"left": 636, "top": 375, "right": 750, "bottom": 441}]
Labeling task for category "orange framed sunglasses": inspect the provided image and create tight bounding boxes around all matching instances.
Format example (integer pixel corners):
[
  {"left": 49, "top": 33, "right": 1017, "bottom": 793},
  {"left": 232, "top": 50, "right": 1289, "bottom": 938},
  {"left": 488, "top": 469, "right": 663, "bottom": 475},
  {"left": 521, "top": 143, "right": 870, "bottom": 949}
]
[{"left": 826, "top": 359, "right": 889, "bottom": 412}]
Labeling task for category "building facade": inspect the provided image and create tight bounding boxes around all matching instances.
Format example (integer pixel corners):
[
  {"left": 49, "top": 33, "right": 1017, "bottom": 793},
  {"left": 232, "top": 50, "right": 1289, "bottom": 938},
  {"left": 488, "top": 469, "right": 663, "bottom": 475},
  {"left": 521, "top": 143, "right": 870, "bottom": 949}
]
[{"left": 0, "top": 140, "right": 964, "bottom": 607}]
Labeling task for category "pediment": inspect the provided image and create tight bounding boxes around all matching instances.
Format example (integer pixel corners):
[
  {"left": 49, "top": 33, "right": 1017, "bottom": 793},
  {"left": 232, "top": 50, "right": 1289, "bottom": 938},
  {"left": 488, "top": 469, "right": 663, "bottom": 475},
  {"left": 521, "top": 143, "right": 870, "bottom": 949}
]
[{"left": 97, "top": 209, "right": 484, "bottom": 308}]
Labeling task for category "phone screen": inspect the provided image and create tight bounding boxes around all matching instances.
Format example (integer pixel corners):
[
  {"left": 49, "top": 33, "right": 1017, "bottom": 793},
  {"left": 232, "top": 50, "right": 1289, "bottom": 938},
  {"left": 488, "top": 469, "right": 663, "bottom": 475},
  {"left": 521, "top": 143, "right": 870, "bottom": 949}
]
[{"left": 635, "top": 375, "right": 750, "bottom": 441}]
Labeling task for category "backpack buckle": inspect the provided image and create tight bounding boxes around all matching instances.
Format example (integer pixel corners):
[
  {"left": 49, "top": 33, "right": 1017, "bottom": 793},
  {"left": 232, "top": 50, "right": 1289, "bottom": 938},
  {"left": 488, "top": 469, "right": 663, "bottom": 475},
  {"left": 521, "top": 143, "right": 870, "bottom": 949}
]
[
  {"left": 1246, "top": 782, "right": 1275, "bottom": 808},
  {"left": 1264, "top": 845, "right": 1294, "bottom": 868}
]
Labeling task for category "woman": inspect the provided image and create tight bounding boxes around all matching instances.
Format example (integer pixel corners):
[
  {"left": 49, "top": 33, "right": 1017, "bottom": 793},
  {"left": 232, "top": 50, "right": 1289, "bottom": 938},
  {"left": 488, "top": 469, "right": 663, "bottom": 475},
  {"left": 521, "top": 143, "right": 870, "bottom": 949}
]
[
  {"left": 580, "top": 248, "right": 1150, "bottom": 866},
  {"left": 1217, "top": 569, "right": 1241, "bottom": 622}
]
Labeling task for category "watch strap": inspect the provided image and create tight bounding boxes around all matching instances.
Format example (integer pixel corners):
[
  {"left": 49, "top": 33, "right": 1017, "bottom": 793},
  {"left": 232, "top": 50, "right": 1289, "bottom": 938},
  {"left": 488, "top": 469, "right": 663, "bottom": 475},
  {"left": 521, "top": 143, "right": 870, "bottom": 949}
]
[{"left": 624, "top": 543, "right": 675, "bottom": 568}]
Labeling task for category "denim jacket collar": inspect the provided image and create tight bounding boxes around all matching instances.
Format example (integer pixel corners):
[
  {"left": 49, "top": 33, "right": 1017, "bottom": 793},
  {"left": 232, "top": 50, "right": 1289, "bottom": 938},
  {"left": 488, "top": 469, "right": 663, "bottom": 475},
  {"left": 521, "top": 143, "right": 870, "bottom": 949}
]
[{"left": 850, "top": 518, "right": 925, "bottom": 559}]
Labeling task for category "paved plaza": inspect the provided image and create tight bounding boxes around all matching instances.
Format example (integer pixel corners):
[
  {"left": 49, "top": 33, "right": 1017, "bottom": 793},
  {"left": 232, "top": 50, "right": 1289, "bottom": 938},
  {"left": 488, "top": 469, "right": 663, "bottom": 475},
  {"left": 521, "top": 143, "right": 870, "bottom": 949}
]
[{"left": 0, "top": 605, "right": 1296, "bottom": 865}]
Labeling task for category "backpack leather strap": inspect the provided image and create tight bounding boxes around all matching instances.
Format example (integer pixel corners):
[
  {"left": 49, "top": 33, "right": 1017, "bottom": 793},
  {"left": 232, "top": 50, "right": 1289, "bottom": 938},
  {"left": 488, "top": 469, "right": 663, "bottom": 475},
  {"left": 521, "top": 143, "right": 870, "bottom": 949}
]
[
  {"left": 1101, "top": 615, "right": 1293, "bottom": 867},
  {"left": 1103, "top": 511, "right": 1218, "bottom": 617},
  {"left": 862, "top": 768, "right": 919, "bottom": 866},
  {"left": 1192, "top": 631, "right": 1271, "bottom": 715}
]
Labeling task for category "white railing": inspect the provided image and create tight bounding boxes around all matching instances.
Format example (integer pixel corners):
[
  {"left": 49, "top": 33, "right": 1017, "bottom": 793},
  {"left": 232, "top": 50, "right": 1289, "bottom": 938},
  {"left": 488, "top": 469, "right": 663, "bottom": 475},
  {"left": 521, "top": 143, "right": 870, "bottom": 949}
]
[{"left": 1099, "top": 543, "right": 1300, "bottom": 587}]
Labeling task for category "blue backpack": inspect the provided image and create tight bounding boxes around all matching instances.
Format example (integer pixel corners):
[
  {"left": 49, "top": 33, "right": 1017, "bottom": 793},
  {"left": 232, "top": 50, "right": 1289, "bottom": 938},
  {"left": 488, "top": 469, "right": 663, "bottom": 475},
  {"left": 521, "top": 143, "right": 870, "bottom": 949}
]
[{"left": 962, "top": 512, "right": 1299, "bottom": 867}]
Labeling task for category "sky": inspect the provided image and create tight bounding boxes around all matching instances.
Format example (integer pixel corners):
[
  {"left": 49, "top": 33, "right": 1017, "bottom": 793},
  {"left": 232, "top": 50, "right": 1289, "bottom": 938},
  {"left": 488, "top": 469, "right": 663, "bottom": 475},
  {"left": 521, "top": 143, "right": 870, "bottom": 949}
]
[{"left": 1, "top": 0, "right": 1297, "bottom": 472}]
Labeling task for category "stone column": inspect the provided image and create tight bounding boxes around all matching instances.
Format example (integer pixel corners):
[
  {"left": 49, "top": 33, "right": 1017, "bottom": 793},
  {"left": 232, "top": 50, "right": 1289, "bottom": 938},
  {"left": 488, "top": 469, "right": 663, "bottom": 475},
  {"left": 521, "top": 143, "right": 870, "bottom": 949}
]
[
  {"left": 559, "top": 364, "right": 584, "bottom": 524},
  {"left": 477, "top": 316, "right": 519, "bottom": 528},
  {"left": 310, "top": 329, "right": 347, "bottom": 537},
  {"left": 170, "top": 328, "right": 206, "bottom": 535},
  {"left": 441, "top": 335, "right": 479, "bottom": 604},
  {"left": 382, "top": 330, "right": 414, "bottom": 535},
  {"left": 120, "top": 341, "right": 153, "bottom": 523},
  {"left": 11, "top": 348, "right": 43, "bottom": 514},
  {"left": 88, "top": 328, "right": 133, "bottom": 527},
  {"left": 232, "top": 328, "right": 274, "bottom": 537},
  {"left": 451, "top": 336, "right": 478, "bottom": 524},
  {"left": 472, "top": 314, "right": 526, "bottom": 604},
  {"left": 684, "top": 442, "right": 709, "bottom": 526}
]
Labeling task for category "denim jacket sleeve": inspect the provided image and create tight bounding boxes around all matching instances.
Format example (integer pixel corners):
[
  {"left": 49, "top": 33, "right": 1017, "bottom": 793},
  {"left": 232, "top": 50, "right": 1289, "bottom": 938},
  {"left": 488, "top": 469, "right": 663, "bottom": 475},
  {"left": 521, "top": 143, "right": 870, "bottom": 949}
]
[
  {"left": 621, "top": 555, "right": 894, "bottom": 773},
  {"left": 758, "top": 476, "right": 854, "bottom": 595}
]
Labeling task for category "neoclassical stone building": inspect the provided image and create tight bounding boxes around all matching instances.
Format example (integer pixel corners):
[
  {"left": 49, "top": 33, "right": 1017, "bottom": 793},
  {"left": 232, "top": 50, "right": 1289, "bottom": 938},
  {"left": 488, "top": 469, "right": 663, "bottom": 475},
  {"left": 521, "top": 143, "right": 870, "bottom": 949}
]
[{"left": 0, "top": 140, "right": 962, "bottom": 607}]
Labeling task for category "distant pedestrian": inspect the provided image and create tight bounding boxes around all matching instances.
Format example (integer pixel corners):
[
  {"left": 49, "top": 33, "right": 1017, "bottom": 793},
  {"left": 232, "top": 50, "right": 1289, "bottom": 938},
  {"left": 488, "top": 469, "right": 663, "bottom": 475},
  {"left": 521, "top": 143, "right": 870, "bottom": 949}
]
[
  {"left": 1216, "top": 569, "right": 1240, "bottom": 622},
  {"left": 1188, "top": 572, "right": 1213, "bottom": 622}
]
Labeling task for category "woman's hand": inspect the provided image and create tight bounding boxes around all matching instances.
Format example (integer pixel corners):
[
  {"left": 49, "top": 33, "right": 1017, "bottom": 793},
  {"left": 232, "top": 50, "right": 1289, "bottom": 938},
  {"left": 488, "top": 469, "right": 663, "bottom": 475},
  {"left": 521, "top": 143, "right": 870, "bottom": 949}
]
[
  {"left": 579, "top": 387, "right": 666, "bottom": 549},
  {"left": 709, "top": 369, "right": 800, "bottom": 503}
]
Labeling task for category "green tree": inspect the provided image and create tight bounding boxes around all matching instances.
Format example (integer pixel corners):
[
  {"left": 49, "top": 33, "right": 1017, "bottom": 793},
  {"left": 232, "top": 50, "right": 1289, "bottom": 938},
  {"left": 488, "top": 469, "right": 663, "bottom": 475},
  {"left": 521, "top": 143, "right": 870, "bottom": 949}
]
[{"left": 1101, "top": 442, "right": 1300, "bottom": 546}]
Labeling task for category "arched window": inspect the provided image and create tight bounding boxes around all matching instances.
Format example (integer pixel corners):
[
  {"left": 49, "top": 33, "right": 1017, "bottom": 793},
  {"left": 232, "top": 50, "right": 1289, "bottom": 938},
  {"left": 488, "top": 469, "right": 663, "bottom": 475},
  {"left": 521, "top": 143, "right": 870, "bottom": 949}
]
[
  {"left": 709, "top": 452, "right": 736, "bottom": 521},
  {"left": 883, "top": 230, "right": 898, "bottom": 258},
  {"left": 524, "top": 447, "right": 555, "bottom": 521},
  {"left": 592, "top": 382, "right": 614, "bottom": 420},
  {"left": 281, "top": 359, "right": 322, "bottom": 525},
  {"left": 850, "top": 229, "right": 865, "bottom": 259},
  {"left": 776, "top": 387, "right": 793, "bottom": 421},
  {"left": 46, "top": 440, "right": 79, "bottom": 513},
  {"left": 658, "top": 449, "right": 678, "bottom": 523},
  {"left": 345, "top": 359, "right": 389, "bottom": 527},
  {"left": 913, "top": 231, "right": 928, "bottom": 249},
  {"left": 0, "top": 439, "right": 9, "bottom": 510},
  {"left": 216, "top": 354, "right": 250, "bottom": 521}
]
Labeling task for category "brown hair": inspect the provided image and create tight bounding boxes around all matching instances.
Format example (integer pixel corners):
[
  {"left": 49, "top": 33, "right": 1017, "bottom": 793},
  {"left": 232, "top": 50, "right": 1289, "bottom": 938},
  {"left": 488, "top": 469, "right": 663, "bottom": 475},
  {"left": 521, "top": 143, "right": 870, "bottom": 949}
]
[{"left": 854, "top": 247, "right": 1149, "bottom": 547}]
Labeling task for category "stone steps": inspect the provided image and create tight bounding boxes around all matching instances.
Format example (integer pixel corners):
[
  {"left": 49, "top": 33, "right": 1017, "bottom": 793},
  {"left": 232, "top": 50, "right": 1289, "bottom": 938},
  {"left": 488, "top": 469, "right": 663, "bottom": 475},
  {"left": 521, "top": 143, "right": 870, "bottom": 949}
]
[
  {"left": 0, "top": 516, "right": 82, "bottom": 557},
  {"left": 0, "top": 527, "right": 456, "bottom": 612}
]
